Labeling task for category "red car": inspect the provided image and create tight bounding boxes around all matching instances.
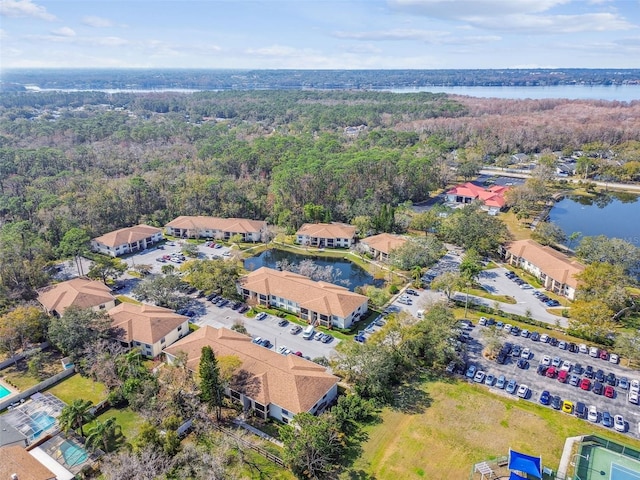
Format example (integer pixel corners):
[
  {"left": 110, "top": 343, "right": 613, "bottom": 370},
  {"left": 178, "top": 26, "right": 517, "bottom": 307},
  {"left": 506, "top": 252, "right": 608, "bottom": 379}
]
[
  {"left": 599, "top": 350, "right": 609, "bottom": 361},
  {"left": 545, "top": 366, "right": 557, "bottom": 379},
  {"left": 604, "top": 385, "right": 615, "bottom": 398},
  {"left": 557, "top": 370, "right": 568, "bottom": 383},
  {"left": 580, "top": 378, "right": 592, "bottom": 391}
]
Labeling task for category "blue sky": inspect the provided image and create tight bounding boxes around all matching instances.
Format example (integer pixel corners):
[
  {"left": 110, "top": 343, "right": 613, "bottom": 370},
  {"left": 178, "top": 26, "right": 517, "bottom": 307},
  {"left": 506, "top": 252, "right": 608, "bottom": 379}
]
[{"left": 1, "top": 0, "right": 640, "bottom": 69}]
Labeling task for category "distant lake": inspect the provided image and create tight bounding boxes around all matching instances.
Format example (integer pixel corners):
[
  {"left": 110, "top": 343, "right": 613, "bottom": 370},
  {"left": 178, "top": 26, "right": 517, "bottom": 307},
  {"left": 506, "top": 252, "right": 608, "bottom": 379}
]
[
  {"left": 244, "top": 249, "right": 383, "bottom": 291},
  {"left": 548, "top": 193, "right": 640, "bottom": 246},
  {"left": 385, "top": 85, "right": 640, "bottom": 102}
]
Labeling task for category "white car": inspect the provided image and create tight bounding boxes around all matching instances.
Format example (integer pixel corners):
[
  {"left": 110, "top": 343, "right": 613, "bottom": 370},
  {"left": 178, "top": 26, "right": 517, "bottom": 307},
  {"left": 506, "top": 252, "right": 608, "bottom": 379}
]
[
  {"left": 614, "top": 415, "right": 626, "bottom": 432},
  {"left": 504, "top": 324, "right": 512, "bottom": 333},
  {"left": 579, "top": 343, "right": 588, "bottom": 354},
  {"left": 589, "top": 346, "right": 599, "bottom": 358},
  {"left": 517, "top": 385, "right": 530, "bottom": 398},
  {"left": 521, "top": 348, "right": 531, "bottom": 359},
  {"left": 551, "top": 356, "right": 562, "bottom": 368},
  {"left": 540, "top": 334, "right": 549, "bottom": 343},
  {"left": 609, "top": 353, "right": 619, "bottom": 364},
  {"left": 541, "top": 355, "right": 552, "bottom": 366},
  {"left": 630, "top": 379, "right": 640, "bottom": 394},
  {"left": 629, "top": 391, "right": 639, "bottom": 405},
  {"left": 474, "top": 371, "right": 486, "bottom": 383},
  {"left": 479, "top": 317, "right": 488, "bottom": 326},
  {"left": 588, "top": 405, "right": 598, "bottom": 423},
  {"left": 277, "top": 345, "right": 291, "bottom": 355},
  {"left": 560, "top": 360, "right": 572, "bottom": 372}
]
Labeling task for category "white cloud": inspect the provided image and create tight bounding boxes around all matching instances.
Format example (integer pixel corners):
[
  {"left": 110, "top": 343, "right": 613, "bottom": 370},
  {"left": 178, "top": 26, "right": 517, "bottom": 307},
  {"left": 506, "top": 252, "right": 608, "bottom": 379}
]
[
  {"left": 334, "top": 28, "right": 500, "bottom": 45},
  {"left": 467, "top": 12, "right": 634, "bottom": 33},
  {"left": 0, "top": 0, "right": 56, "bottom": 21},
  {"left": 82, "top": 15, "right": 113, "bottom": 28},
  {"left": 93, "top": 36, "right": 128, "bottom": 47},
  {"left": 389, "top": 0, "right": 571, "bottom": 18},
  {"left": 51, "top": 26, "right": 76, "bottom": 37},
  {"left": 246, "top": 45, "right": 314, "bottom": 57}
]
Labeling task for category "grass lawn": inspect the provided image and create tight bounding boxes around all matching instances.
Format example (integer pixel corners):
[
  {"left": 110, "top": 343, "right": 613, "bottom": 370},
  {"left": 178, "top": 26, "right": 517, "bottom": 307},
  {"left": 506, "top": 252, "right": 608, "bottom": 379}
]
[
  {"left": 87, "top": 405, "right": 142, "bottom": 442},
  {"left": 46, "top": 373, "right": 107, "bottom": 405},
  {"left": 352, "top": 378, "right": 640, "bottom": 480},
  {"left": 467, "top": 287, "right": 517, "bottom": 304},
  {"left": 500, "top": 211, "right": 534, "bottom": 241},
  {"left": 116, "top": 295, "right": 141, "bottom": 305}
]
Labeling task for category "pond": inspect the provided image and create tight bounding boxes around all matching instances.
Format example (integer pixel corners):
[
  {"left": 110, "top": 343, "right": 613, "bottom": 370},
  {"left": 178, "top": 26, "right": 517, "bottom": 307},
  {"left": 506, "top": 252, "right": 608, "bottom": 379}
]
[
  {"left": 244, "top": 249, "right": 383, "bottom": 291},
  {"left": 548, "top": 192, "right": 640, "bottom": 246}
]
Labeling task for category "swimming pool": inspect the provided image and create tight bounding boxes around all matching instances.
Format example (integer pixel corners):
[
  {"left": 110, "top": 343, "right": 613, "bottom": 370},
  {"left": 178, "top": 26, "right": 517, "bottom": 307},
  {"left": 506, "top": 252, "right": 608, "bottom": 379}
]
[
  {"left": 31, "top": 411, "right": 56, "bottom": 438},
  {"left": 61, "top": 440, "right": 88, "bottom": 467},
  {"left": 0, "top": 384, "right": 11, "bottom": 399}
]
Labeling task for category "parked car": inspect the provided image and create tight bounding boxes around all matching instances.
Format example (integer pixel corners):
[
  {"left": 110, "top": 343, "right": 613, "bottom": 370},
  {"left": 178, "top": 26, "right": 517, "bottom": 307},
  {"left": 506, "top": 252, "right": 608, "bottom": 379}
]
[
  {"left": 585, "top": 365, "right": 594, "bottom": 379},
  {"left": 589, "top": 346, "right": 600, "bottom": 358},
  {"left": 575, "top": 402, "right": 587, "bottom": 419},
  {"left": 558, "top": 340, "right": 567, "bottom": 350},
  {"left": 614, "top": 415, "right": 626, "bottom": 432},
  {"left": 602, "top": 411, "right": 613, "bottom": 428},
  {"left": 314, "top": 331, "right": 324, "bottom": 341},
  {"left": 568, "top": 343, "right": 578, "bottom": 353},
  {"left": 474, "top": 371, "right": 486, "bottom": 383},
  {"left": 550, "top": 396, "right": 562, "bottom": 410},
  {"left": 604, "top": 386, "right": 615, "bottom": 398},
  {"left": 536, "top": 364, "right": 548, "bottom": 376},
  {"left": 495, "top": 375, "right": 506, "bottom": 389},
  {"left": 541, "top": 355, "right": 551, "bottom": 366},
  {"left": 618, "top": 377, "right": 629, "bottom": 390},
  {"left": 579, "top": 343, "right": 588, "bottom": 354},
  {"left": 539, "top": 390, "right": 551, "bottom": 405},
  {"left": 517, "top": 385, "right": 530, "bottom": 398},
  {"left": 255, "top": 312, "right": 268, "bottom": 321},
  {"left": 593, "top": 381, "right": 604, "bottom": 395},
  {"left": 496, "top": 352, "right": 508, "bottom": 365},
  {"left": 521, "top": 348, "right": 531, "bottom": 359},
  {"left": 277, "top": 319, "right": 289, "bottom": 327},
  {"left": 588, "top": 405, "right": 598, "bottom": 423},
  {"left": 517, "top": 359, "right": 529, "bottom": 369},
  {"left": 595, "top": 369, "right": 605, "bottom": 383},
  {"left": 485, "top": 374, "right": 496, "bottom": 386},
  {"left": 512, "top": 345, "right": 522, "bottom": 357},
  {"left": 605, "top": 372, "right": 616, "bottom": 386},
  {"left": 557, "top": 370, "right": 569, "bottom": 383},
  {"left": 465, "top": 365, "right": 477, "bottom": 379},
  {"left": 551, "top": 356, "right": 562, "bottom": 367},
  {"left": 540, "top": 334, "right": 549, "bottom": 343},
  {"left": 599, "top": 350, "right": 609, "bottom": 361},
  {"left": 569, "top": 374, "right": 581, "bottom": 387},
  {"left": 573, "top": 363, "right": 584, "bottom": 375},
  {"left": 530, "top": 332, "right": 540, "bottom": 342},
  {"left": 545, "top": 366, "right": 557, "bottom": 379},
  {"left": 562, "top": 400, "right": 574, "bottom": 414},
  {"left": 609, "top": 353, "right": 619, "bottom": 364},
  {"left": 506, "top": 379, "right": 518, "bottom": 394},
  {"left": 580, "top": 378, "right": 592, "bottom": 391}
]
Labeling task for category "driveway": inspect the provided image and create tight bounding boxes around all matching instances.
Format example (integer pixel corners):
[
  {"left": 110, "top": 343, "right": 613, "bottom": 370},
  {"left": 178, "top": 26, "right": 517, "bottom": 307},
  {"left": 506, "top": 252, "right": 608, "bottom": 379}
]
[
  {"left": 123, "top": 241, "right": 234, "bottom": 274},
  {"left": 464, "top": 323, "right": 640, "bottom": 438}
]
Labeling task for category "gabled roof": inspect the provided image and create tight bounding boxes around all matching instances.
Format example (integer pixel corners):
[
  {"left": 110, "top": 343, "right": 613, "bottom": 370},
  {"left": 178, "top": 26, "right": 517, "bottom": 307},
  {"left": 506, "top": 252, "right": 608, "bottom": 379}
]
[
  {"left": 361, "top": 233, "right": 407, "bottom": 255},
  {"left": 506, "top": 239, "right": 585, "bottom": 288},
  {"left": 0, "top": 417, "right": 26, "bottom": 447},
  {"left": 163, "top": 326, "right": 338, "bottom": 413},
  {"left": 107, "top": 303, "right": 188, "bottom": 345},
  {"left": 446, "top": 182, "right": 508, "bottom": 208},
  {"left": 165, "top": 216, "right": 266, "bottom": 234},
  {"left": 296, "top": 222, "right": 356, "bottom": 239},
  {"left": 239, "top": 267, "right": 367, "bottom": 318},
  {"left": 0, "top": 445, "right": 56, "bottom": 480},
  {"left": 37, "top": 278, "right": 115, "bottom": 315},
  {"left": 93, "top": 224, "right": 162, "bottom": 248}
]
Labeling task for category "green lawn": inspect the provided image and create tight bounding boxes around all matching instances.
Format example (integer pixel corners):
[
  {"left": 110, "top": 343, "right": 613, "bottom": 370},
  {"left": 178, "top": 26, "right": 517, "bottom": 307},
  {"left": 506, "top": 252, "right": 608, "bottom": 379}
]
[
  {"left": 467, "top": 287, "right": 517, "bottom": 304},
  {"left": 46, "top": 373, "right": 107, "bottom": 405},
  {"left": 350, "top": 378, "right": 640, "bottom": 480},
  {"left": 87, "top": 405, "right": 141, "bottom": 441}
]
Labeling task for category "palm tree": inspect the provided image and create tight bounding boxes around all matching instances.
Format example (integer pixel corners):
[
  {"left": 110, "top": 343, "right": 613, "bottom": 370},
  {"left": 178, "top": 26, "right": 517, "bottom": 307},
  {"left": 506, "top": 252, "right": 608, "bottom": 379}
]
[
  {"left": 116, "top": 348, "right": 145, "bottom": 379},
  {"left": 58, "top": 399, "right": 94, "bottom": 436},
  {"left": 411, "top": 265, "right": 423, "bottom": 287},
  {"left": 85, "top": 417, "right": 120, "bottom": 452}
]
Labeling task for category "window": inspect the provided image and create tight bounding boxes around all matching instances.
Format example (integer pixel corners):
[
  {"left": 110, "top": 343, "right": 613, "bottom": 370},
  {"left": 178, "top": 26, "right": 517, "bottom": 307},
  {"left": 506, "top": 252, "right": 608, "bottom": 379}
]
[
  {"left": 281, "top": 408, "right": 289, "bottom": 416},
  {"left": 177, "top": 325, "right": 182, "bottom": 331},
  {"left": 254, "top": 402, "right": 265, "bottom": 412},
  {"left": 99, "top": 304, "right": 105, "bottom": 309},
  {"left": 161, "top": 337, "right": 165, "bottom": 344}
]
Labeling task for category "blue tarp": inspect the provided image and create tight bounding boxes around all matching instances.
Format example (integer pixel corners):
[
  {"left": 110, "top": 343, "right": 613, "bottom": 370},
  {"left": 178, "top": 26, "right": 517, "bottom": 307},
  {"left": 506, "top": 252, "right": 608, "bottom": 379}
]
[
  {"left": 509, "top": 473, "right": 528, "bottom": 480},
  {"left": 509, "top": 449, "right": 542, "bottom": 479}
]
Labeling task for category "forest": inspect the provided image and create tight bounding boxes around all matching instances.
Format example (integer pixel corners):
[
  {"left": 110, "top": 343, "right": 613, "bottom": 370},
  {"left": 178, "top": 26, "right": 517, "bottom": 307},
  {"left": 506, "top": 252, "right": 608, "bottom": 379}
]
[{"left": 1, "top": 89, "right": 640, "bottom": 308}]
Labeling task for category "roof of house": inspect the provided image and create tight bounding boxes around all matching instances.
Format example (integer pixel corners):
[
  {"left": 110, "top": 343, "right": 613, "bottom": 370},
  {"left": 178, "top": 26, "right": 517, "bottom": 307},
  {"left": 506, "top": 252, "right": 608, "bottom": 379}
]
[
  {"left": 37, "top": 277, "right": 115, "bottom": 315},
  {"left": 361, "top": 233, "right": 407, "bottom": 255},
  {"left": 165, "top": 216, "right": 266, "bottom": 234},
  {"left": 0, "top": 417, "right": 26, "bottom": 447},
  {"left": 296, "top": 222, "right": 356, "bottom": 239},
  {"left": 163, "top": 326, "right": 339, "bottom": 413},
  {"left": 446, "top": 182, "right": 508, "bottom": 208},
  {"left": 506, "top": 239, "right": 585, "bottom": 289},
  {"left": 92, "top": 224, "right": 162, "bottom": 248},
  {"left": 108, "top": 303, "right": 188, "bottom": 345},
  {"left": 239, "top": 267, "right": 367, "bottom": 318},
  {"left": 0, "top": 445, "right": 56, "bottom": 480}
]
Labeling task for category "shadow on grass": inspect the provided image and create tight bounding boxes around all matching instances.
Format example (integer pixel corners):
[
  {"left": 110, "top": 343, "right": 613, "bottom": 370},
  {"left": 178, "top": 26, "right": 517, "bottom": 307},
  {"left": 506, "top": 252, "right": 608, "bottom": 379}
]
[
  {"left": 343, "top": 468, "right": 378, "bottom": 479},
  {"left": 391, "top": 380, "right": 433, "bottom": 414}
]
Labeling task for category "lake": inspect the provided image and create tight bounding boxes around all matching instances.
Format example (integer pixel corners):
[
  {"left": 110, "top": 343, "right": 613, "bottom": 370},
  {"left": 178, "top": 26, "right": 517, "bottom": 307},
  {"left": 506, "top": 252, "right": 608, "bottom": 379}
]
[
  {"left": 548, "top": 193, "right": 640, "bottom": 246},
  {"left": 243, "top": 249, "right": 383, "bottom": 291},
  {"left": 385, "top": 85, "right": 640, "bottom": 102}
]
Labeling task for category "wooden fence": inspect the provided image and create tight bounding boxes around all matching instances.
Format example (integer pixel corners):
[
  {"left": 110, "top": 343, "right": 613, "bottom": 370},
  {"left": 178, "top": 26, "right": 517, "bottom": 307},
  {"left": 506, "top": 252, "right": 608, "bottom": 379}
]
[{"left": 212, "top": 423, "right": 285, "bottom": 467}]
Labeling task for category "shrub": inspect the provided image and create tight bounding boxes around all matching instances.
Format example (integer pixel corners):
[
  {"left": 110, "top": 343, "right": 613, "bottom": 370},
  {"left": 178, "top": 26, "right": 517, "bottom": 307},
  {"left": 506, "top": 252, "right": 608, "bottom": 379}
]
[{"left": 389, "top": 285, "right": 399, "bottom": 294}]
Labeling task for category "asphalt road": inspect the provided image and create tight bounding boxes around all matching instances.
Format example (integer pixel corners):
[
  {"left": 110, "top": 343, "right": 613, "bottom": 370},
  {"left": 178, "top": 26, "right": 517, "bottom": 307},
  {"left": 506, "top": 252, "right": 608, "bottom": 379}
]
[{"left": 464, "top": 322, "right": 640, "bottom": 439}]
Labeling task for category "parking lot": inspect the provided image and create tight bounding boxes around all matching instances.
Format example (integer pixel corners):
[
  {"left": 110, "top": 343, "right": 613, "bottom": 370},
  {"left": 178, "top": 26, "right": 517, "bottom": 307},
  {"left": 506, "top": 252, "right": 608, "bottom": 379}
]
[
  {"left": 123, "top": 240, "right": 234, "bottom": 274},
  {"left": 186, "top": 297, "right": 341, "bottom": 361},
  {"left": 463, "top": 321, "right": 640, "bottom": 438}
]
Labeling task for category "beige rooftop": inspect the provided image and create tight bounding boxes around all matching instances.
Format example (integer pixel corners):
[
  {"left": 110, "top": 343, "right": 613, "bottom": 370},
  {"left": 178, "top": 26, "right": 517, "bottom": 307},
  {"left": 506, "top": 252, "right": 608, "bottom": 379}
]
[
  {"left": 296, "top": 222, "right": 356, "bottom": 239},
  {"left": 240, "top": 267, "right": 367, "bottom": 318},
  {"left": 0, "top": 445, "right": 56, "bottom": 480},
  {"left": 108, "top": 303, "right": 187, "bottom": 345},
  {"left": 165, "top": 216, "right": 266, "bottom": 233},
  {"left": 164, "top": 326, "right": 338, "bottom": 413},
  {"left": 507, "top": 239, "right": 585, "bottom": 288},
  {"left": 37, "top": 277, "right": 115, "bottom": 315},
  {"left": 93, "top": 224, "right": 162, "bottom": 247},
  {"left": 361, "top": 233, "right": 407, "bottom": 255}
]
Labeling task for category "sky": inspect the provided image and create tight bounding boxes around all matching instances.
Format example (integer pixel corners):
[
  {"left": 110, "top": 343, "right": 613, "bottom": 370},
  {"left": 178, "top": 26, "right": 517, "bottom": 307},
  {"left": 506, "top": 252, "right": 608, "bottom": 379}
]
[{"left": 1, "top": 0, "right": 640, "bottom": 70}]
